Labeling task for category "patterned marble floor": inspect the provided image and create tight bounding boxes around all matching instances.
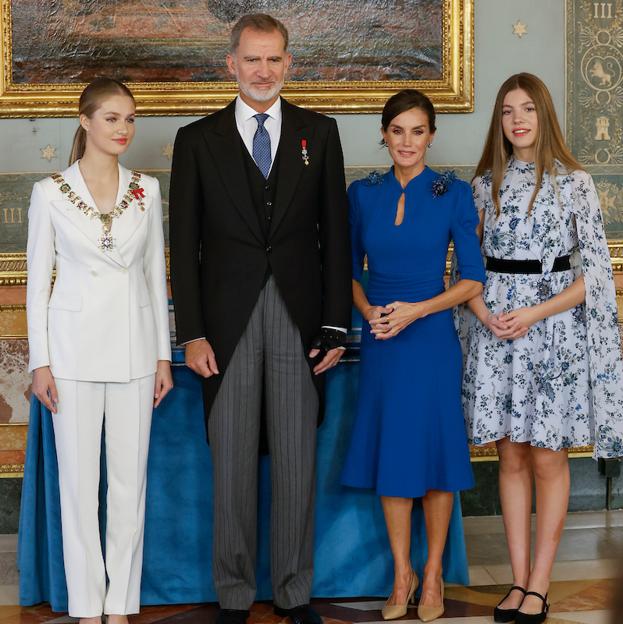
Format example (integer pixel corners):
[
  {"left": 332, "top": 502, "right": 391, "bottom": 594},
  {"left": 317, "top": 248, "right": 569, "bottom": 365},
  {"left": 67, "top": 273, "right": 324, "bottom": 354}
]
[
  {"left": 1, "top": 511, "right": 621, "bottom": 623},
  {"left": 0, "top": 581, "right": 616, "bottom": 624}
]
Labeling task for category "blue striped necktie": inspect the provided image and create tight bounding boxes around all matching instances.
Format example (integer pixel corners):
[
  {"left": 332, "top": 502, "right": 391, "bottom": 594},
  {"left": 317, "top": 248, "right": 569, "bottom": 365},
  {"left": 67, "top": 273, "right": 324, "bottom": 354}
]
[{"left": 252, "top": 113, "right": 272, "bottom": 179}]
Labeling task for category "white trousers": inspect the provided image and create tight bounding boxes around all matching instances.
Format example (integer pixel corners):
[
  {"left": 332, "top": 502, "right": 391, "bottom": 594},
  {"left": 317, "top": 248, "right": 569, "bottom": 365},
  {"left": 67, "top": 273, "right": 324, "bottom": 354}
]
[{"left": 52, "top": 375, "right": 155, "bottom": 617}]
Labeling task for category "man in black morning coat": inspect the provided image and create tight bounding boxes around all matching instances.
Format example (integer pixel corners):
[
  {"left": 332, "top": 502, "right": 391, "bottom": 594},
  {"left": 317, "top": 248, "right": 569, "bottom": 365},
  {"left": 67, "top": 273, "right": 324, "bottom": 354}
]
[{"left": 169, "top": 13, "right": 351, "bottom": 624}]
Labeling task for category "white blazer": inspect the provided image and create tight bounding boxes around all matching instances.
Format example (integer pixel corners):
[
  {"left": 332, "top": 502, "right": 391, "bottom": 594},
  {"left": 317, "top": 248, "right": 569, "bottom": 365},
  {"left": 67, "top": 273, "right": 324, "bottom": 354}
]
[{"left": 26, "top": 161, "right": 171, "bottom": 382}]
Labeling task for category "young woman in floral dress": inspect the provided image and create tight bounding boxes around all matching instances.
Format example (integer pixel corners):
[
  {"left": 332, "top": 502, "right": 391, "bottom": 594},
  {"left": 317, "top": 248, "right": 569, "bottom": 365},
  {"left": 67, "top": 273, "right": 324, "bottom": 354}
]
[{"left": 459, "top": 73, "right": 623, "bottom": 624}]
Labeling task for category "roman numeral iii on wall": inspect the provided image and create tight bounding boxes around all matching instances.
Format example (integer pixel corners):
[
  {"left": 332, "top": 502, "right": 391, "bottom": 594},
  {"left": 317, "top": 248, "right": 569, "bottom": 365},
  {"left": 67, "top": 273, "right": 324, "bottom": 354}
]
[
  {"left": 2, "top": 207, "right": 22, "bottom": 225},
  {"left": 594, "top": 2, "right": 614, "bottom": 19}
]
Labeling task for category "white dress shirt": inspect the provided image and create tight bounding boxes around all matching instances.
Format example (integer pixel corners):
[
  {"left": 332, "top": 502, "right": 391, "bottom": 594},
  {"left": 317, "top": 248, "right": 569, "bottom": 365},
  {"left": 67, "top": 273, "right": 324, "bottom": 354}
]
[{"left": 235, "top": 96, "right": 281, "bottom": 174}]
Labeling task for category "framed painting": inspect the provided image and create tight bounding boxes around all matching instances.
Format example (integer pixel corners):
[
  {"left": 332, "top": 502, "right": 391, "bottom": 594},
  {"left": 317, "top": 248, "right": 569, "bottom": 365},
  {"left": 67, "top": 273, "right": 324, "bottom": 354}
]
[{"left": 0, "top": 0, "right": 473, "bottom": 116}]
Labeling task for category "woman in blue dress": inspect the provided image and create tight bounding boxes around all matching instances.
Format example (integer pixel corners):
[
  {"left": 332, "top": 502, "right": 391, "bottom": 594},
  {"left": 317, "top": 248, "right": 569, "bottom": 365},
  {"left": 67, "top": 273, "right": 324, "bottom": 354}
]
[{"left": 341, "top": 90, "right": 485, "bottom": 623}]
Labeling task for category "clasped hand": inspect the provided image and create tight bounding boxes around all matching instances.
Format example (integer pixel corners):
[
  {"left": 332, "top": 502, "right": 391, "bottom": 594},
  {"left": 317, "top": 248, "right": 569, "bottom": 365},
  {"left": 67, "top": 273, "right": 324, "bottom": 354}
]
[
  {"left": 485, "top": 306, "right": 539, "bottom": 340},
  {"left": 367, "top": 301, "right": 426, "bottom": 340}
]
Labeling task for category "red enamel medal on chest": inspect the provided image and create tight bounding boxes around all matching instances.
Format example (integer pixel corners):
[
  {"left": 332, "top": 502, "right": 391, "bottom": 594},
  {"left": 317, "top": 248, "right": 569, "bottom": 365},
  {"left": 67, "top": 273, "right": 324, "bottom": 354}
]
[{"left": 301, "top": 139, "right": 309, "bottom": 165}]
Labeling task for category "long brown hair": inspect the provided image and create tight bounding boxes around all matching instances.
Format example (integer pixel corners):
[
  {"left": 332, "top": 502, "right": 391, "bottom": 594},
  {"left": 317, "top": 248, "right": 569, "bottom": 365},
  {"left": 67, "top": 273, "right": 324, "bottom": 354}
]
[
  {"left": 474, "top": 72, "right": 582, "bottom": 216},
  {"left": 69, "top": 78, "right": 135, "bottom": 165}
]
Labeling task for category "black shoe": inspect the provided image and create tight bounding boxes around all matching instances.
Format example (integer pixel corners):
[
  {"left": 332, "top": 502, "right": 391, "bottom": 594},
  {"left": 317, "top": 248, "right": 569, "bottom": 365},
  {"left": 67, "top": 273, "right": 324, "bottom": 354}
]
[
  {"left": 493, "top": 585, "right": 527, "bottom": 623},
  {"left": 274, "top": 604, "right": 322, "bottom": 624},
  {"left": 216, "top": 609, "right": 250, "bottom": 624},
  {"left": 515, "top": 591, "right": 549, "bottom": 624}
]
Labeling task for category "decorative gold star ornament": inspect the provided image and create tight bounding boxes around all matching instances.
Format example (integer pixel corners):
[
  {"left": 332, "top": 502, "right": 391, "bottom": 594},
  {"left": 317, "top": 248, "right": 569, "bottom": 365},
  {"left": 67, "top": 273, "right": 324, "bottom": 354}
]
[
  {"left": 512, "top": 20, "right": 528, "bottom": 39},
  {"left": 40, "top": 144, "right": 57, "bottom": 162},
  {"left": 161, "top": 143, "right": 174, "bottom": 160}
]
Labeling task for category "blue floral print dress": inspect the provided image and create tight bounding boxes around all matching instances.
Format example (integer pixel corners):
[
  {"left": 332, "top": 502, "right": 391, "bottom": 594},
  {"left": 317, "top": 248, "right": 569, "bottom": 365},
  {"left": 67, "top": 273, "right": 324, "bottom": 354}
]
[{"left": 458, "top": 157, "right": 623, "bottom": 458}]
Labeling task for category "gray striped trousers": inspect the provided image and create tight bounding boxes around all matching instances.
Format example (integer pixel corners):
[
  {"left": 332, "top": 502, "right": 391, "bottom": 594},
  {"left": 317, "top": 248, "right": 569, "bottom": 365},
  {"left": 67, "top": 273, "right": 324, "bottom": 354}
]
[{"left": 208, "top": 275, "right": 319, "bottom": 610}]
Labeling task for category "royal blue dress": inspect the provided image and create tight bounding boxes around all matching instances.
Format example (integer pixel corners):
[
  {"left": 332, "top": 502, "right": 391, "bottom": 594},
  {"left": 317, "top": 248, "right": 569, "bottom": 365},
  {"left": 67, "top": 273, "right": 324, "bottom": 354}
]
[{"left": 341, "top": 167, "right": 486, "bottom": 498}]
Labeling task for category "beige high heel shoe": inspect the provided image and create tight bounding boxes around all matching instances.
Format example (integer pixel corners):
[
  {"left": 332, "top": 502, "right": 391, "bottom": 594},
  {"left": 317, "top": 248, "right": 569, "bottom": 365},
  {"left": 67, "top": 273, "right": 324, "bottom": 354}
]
[
  {"left": 417, "top": 578, "right": 445, "bottom": 623},
  {"left": 381, "top": 571, "right": 419, "bottom": 620}
]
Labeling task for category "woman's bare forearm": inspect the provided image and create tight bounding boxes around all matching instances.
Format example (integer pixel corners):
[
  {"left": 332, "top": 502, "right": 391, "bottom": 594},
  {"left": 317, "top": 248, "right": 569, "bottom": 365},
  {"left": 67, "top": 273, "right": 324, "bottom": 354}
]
[
  {"left": 417, "top": 279, "right": 483, "bottom": 318},
  {"left": 467, "top": 294, "right": 492, "bottom": 324},
  {"left": 353, "top": 279, "right": 372, "bottom": 317},
  {"left": 530, "top": 276, "right": 585, "bottom": 322}
]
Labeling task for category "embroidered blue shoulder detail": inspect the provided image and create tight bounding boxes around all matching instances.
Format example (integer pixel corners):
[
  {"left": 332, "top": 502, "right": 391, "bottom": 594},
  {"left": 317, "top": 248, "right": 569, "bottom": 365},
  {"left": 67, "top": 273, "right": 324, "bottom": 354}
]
[
  {"left": 363, "top": 170, "right": 384, "bottom": 186},
  {"left": 431, "top": 170, "right": 457, "bottom": 197}
]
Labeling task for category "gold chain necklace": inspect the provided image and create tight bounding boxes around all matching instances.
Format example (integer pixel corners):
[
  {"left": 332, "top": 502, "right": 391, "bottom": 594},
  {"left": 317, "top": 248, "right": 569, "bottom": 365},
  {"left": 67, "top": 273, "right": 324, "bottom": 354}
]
[{"left": 51, "top": 170, "right": 145, "bottom": 251}]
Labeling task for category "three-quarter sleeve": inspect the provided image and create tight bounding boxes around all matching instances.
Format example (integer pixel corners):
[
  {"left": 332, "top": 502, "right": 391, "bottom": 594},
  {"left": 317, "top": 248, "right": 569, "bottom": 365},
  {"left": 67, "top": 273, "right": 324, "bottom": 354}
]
[
  {"left": 450, "top": 181, "right": 486, "bottom": 284},
  {"left": 348, "top": 181, "right": 365, "bottom": 282}
]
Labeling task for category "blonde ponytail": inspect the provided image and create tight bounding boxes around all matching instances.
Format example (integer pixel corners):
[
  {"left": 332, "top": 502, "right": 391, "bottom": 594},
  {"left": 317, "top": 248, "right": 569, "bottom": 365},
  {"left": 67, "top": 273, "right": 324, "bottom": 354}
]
[
  {"left": 68, "top": 77, "right": 136, "bottom": 166},
  {"left": 68, "top": 125, "right": 87, "bottom": 165}
]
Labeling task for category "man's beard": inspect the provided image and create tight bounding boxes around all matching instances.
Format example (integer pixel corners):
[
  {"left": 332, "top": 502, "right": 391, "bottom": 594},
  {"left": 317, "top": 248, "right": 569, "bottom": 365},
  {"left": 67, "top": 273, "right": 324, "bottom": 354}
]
[{"left": 239, "top": 79, "right": 284, "bottom": 103}]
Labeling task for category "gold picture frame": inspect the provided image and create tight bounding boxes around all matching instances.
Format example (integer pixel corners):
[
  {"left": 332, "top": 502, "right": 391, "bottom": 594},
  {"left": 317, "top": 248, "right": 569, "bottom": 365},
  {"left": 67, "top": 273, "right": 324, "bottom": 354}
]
[
  {"left": 0, "top": 0, "right": 473, "bottom": 116},
  {"left": 0, "top": 253, "right": 27, "bottom": 286}
]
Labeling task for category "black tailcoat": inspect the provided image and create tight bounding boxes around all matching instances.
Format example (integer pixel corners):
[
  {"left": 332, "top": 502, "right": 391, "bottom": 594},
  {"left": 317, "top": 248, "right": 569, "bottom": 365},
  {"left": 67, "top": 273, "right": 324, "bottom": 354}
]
[{"left": 169, "top": 98, "right": 352, "bottom": 424}]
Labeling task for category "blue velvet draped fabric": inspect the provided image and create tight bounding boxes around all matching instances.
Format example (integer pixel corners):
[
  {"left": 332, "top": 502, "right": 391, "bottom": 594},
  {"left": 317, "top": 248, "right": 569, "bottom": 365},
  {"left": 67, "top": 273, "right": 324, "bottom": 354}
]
[{"left": 18, "top": 360, "right": 470, "bottom": 610}]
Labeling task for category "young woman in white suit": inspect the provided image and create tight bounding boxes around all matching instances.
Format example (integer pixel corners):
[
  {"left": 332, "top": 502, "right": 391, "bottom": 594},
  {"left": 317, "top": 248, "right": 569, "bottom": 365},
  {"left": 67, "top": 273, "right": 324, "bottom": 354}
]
[{"left": 26, "top": 78, "right": 173, "bottom": 624}]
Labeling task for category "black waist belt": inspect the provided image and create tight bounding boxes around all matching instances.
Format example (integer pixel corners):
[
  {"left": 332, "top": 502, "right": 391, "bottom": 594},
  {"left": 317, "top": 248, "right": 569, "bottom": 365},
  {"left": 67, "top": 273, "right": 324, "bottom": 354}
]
[{"left": 485, "top": 255, "right": 571, "bottom": 274}]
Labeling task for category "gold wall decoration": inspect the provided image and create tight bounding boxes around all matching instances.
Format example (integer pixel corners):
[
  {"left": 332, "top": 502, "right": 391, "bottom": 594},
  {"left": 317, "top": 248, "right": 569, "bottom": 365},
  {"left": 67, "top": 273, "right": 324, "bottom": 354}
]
[
  {"left": 0, "top": 423, "right": 27, "bottom": 478},
  {"left": 0, "top": 0, "right": 473, "bottom": 116},
  {"left": 469, "top": 443, "right": 594, "bottom": 462},
  {"left": 4, "top": 240, "right": 623, "bottom": 287},
  {"left": 0, "top": 303, "right": 26, "bottom": 337},
  {"left": 0, "top": 253, "right": 27, "bottom": 286}
]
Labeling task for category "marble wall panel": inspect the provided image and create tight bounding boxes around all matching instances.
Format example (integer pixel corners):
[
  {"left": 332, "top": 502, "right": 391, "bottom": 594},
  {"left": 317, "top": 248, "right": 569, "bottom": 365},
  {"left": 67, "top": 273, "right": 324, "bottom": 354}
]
[
  {"left": 0, "top": 339, "right": 30, "bottom": 424},
  {"left": 0, "top": 335, "right": 29, "bottom": 477},
  {"left": 462, "top": 458, "right": 611, "bottom": 516},
  {"left": 461, "top": 462, "right": 502, "bottom": 516},
  {"left": 569, "top": 458, "right": 610, "bottom": 511},
  {"left": 0, "top": 479, "right": 22, "bottom": 533},
  {"left": 0, "top": 338, "right": 29, "bottom": 477},
  {"left": 611, "top": 469, "right": 623, "bottom": 508}
]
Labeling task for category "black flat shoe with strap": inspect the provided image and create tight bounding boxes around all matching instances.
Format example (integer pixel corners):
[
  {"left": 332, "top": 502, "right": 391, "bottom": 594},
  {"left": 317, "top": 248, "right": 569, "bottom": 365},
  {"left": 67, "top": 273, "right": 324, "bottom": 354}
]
[
  {"left": 515, "top": 591, "right": 549, "bottom": 624},
  {"left": 493, "top": 585, "right": 527, "bottom": 623}
]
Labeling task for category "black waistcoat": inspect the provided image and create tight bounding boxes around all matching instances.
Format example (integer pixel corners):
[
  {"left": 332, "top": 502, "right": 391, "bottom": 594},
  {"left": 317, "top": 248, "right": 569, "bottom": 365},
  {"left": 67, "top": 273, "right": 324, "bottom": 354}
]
[
  {"left": 240, "top": 138, "right": 280, "bottom": 240},
  {"left": 240, "top": 139, "right": 283, "bottom": 451}
]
